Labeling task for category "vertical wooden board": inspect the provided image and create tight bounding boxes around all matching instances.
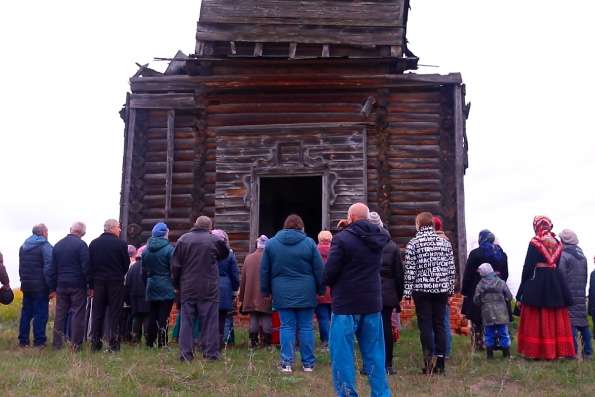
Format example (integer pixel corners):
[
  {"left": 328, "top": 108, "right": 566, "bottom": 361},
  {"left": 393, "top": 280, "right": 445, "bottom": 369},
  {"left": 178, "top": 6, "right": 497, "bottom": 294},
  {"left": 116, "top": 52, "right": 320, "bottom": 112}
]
[
  {"left": 121, "top": 107, "right": 137, "bottom": 241},
  {"left": 453, "top": 85, "right": 467, "bottom": 279},
  {"left": 165, "top": 110, "right": 175, "bottom": 220}
]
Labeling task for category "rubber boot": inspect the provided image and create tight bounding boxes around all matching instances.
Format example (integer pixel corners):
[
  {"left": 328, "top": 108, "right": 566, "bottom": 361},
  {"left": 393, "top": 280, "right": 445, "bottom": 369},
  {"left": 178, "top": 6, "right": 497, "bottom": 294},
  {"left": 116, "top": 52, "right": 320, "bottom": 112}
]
[
  {"left": 434, "top": 356, "right": 446, "bottom": 375},
  {"left": 249, "top": 332, "right": 259, "bottom": 349},
  {"left": 502, "top": 348, "right": 510, "bottom": 359},
  {"left": 486, "top": 347, "right": 494, "bottom": 360}
]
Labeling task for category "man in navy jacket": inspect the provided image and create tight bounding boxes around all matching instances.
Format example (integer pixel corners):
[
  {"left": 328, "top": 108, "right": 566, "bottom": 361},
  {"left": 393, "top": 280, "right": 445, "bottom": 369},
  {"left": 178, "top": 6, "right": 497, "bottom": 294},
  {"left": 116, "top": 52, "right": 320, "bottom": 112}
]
[
  {"left": 324, "top": 203, "right": 391, "bottom": 397},
  {"left": 48, "top": 222, "right": 90, "bottom": 351},
  {"left": 18, "top": 223, "right": 53, "bottom": 347}
]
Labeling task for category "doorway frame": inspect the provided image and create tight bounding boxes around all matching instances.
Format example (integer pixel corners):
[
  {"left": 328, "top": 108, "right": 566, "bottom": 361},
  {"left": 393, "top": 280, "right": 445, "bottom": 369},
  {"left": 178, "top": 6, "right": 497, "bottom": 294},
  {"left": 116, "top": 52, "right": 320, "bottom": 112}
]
[{"left": 249, "top": 169, "right": 330, "bottom": 252}]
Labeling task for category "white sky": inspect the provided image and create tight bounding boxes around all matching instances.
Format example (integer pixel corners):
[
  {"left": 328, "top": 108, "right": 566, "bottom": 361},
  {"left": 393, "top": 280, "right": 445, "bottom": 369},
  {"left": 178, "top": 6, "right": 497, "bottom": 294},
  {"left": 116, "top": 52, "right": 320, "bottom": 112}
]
[{"left": 0, "top": 1, "right": 593, "bottom": 294}]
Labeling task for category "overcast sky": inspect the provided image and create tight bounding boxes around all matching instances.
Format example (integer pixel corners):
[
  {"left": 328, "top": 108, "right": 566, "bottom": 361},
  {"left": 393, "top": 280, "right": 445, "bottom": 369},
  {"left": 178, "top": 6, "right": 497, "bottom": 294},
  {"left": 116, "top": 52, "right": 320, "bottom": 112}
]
[{"left": 0, "top": 1, "right": 593, "bottom": 293}]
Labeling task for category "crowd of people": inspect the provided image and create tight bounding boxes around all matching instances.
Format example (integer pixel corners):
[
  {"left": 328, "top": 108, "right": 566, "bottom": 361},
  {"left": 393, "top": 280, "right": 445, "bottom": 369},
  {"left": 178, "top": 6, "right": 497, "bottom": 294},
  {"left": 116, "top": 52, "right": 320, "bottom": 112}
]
[{"left": 1, "top": 205, "right": 594, "bottom": 396}]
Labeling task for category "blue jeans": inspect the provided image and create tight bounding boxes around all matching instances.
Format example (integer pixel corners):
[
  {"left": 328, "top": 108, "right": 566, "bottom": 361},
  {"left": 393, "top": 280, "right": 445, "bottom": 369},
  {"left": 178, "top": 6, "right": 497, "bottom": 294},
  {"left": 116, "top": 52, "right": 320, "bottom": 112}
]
[
  {"left": 19, "top": 292, "right": 49, "bottom": 346},
  {"left": 484, "top": 324, "right": 510, "bottom": 349},
  {"left": 330, "top": 313, "right": 391, "bottom": 397},
  {"left": 278, "top": 308, "right": 315, "bottom": 367},
  {"left": 572, "top": 326, "right": 593, "bottom": 356},
  {"left": 315, "top": 304, "right": 332, "bottom": 343}
]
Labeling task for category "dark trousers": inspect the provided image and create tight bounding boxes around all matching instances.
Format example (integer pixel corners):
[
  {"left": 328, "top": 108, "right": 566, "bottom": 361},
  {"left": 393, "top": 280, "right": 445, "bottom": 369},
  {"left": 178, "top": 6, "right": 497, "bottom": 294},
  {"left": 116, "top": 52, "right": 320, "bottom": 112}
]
[
  {"left": 179, "top": 300, "right": 219, "bottom": 361},
  {"left": 18, "top": 292, "right": 49, "bottom": 346},
  {"left": 53, "top": 287, "right": 86, "bottom": 349},
  {"left": 413, "top": 292, "right": 448, "bottom": 357},
  {"left": 381, "top": 306, "right": 396, "bottom": 368},
  {"left": 131, "top": 312, "right": 150, "bottom": 344},
  {"left": 146, "top": 299, "right": 174, "bottom": 347},
  {"left": 90, "top": 279, "right": 125, "bottom": 351}
]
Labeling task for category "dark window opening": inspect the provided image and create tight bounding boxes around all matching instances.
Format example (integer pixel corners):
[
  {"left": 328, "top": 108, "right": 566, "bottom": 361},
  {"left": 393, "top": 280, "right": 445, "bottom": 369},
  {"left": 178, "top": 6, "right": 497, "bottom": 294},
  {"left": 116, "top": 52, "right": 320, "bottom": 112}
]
[{"left": 259, "top": 176, "right": 323, "bottom": 241}]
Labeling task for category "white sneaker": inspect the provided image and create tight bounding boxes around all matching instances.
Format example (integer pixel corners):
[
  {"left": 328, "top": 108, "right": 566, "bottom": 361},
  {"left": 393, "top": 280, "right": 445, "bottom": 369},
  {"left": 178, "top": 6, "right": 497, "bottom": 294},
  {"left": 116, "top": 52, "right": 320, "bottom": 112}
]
[
  {"left": 280, "top": 365, "right": 293, "bottom": 373},
  {"left": 303, "top": 366, "right": 314, "bottom": 372}
]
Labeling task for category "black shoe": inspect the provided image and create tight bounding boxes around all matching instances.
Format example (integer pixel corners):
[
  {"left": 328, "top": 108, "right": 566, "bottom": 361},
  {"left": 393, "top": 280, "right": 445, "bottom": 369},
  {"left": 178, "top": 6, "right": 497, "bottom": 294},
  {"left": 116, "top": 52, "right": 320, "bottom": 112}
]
[
  {"left": 422, "top": 357, "right": 433, "bottom": 375},
  {"left": 502, "top": 348, "right": 510, "bottom": 358},
  {"left": 434, "top": 357, "right": 445, "bottom": 375},
  {"left": 386, "top": 366, "right": 397, "bottom": 375},
  {"left": 487, "top": 348, "right": 494, "bottom": 360}
]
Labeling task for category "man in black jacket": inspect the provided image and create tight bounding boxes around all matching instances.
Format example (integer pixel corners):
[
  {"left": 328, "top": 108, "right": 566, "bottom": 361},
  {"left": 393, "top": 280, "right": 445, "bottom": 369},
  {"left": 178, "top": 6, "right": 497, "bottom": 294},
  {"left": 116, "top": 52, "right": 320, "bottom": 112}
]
[
  {"left": 324, "top": 203, "right": 391, "bottom": 397},
  {"left": 89, "top": 219, "right": 129, "bottom": 352},
  {"left": 172, "top": 216, "right": 229, "bottom": 362},
  {"left": 48, "top": 222, "right": 90, "bottom": 351}
]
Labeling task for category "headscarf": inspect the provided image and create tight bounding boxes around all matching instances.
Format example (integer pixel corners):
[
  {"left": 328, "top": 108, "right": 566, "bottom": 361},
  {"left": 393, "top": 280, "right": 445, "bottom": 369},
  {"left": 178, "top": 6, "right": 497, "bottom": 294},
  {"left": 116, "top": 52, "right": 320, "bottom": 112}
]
[
  {"left": 478, "top": 229, "right": 504, "bottom": 263},
  {"left": 530, "top": 216, "right": 563, "bottom": 266},
  {"left": 432, "top": 216, "right": 443, "bottom": 231}
]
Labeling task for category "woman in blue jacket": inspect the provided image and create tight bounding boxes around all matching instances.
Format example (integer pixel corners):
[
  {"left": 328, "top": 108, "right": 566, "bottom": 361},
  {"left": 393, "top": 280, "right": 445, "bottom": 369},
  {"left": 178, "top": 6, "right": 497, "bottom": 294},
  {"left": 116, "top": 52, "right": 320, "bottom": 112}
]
[
  {"left": 260, "top": 214, "right": 324, "bottom": 373},
  {"left": 213, "top": 229, "right": 240, "bottom": 349}
]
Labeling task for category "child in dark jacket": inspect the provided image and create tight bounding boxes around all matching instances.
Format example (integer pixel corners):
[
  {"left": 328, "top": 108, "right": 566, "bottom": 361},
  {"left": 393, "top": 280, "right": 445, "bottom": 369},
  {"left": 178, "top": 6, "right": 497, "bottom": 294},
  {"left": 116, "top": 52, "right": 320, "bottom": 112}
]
[{"left": 473, "top": 263, "right": 513, "bottom": 359}]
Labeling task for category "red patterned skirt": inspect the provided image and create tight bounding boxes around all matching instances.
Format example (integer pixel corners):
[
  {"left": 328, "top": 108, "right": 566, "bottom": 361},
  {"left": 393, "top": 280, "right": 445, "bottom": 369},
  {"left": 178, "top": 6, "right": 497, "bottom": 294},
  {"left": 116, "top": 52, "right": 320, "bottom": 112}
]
[{"left": 517, "top": 305, "right": 576, "bottom": 360}]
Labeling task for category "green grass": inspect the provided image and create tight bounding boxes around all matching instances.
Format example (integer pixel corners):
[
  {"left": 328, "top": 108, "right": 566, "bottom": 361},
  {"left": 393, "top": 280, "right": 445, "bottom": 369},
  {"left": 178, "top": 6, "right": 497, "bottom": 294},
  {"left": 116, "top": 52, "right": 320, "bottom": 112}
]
[{"left": 1, "top": 296, "right": 595, "bottom": 396}]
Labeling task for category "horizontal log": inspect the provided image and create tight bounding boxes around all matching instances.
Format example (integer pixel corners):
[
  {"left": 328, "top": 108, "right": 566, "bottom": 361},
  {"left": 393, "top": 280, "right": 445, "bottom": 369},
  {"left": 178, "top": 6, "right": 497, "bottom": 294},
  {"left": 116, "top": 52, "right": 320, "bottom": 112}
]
[
  {"left": 208, "top": 103, "right": 364, "bottom": 114},
  {"left": 391, "top": 179, "right": 441, "bottom": 192},
  {"left": 197, "top": 23, "right": 403, "bottom": 46},
  {"left": 207, "top": 112, "right": 367, "bottom": 127},
  {"left": 145, "top": 128, "right": 195, "bottom": 140},
  {"left": 130, "top": 93, "right": 198, "bottom": 109},
  {"left": 390, "top": 169, "right": 441, "bottom": 179},
  {"left": 143, "top": 194, "right": 194, "bottom": 207},
  {"left": 390, "top": 191, "right": 442, "bottom": 202},
  {"left": 386, "top": 113, "right": 441, "bottom": 123},
  {"left": 200, "top": 0, "right": 404, "bottom": 25},
  {"left": 144, "top": 173, "right": 194, "bottom": 185},
  {"left": 130, "top": 73, "right": 463, "bottom": 92},
  {"left": 145, "top": 139, "right": 196, "bottom": 152},
  {"left": 144, "top": 161, "right": 194, "bottom": 174}
]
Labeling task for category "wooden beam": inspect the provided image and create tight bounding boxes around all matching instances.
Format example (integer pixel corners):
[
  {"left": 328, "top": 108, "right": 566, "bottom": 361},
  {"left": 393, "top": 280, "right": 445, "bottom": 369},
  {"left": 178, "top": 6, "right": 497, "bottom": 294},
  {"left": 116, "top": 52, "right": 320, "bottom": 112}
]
[
  {"left": 130, "top": 93, "right": 198, "bottom": 109},
  {"left": 121, "top": 106, "right": 137, "bottom": 241},
  {"left": 131, "top": 73, "right": 463, "bottom": 92},
  {"left": 453, "top": 84, "right": 467, "bottom": 282},
  {"left": 165, "top": 110, "right": 175, "bottom": 221}
]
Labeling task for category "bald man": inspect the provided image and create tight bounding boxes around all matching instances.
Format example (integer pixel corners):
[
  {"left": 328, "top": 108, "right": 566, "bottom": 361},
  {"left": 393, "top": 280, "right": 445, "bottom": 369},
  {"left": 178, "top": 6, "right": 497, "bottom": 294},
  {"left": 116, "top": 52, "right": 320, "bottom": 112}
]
[{"left": 324, "top": 203, "right": 391, "bottom": 397}]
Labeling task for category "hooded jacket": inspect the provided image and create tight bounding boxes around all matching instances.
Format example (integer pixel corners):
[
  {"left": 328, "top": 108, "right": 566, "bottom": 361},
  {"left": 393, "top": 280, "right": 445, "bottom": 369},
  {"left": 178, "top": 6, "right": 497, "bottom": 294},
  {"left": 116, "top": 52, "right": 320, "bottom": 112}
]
[
  {"left": 19, "top": 235, "right": 53, "bottom": 294},
  {"left": 324, "top": 220, "right": 390, "bottom": 315},
  {"left": 473, "top": 272, "right": 513, "bottom": 326},
  {"left": 171, "top": 227, "right": 230, "bottom": 303},
  {"left": 48, "top": 234, "right": 90, "bottom": 291},
  {"left": 260, "top": 229, "right": 324, "bottom": 310},
  {"left": 142, "top": 237, "right": 175, "bottom": 301},
  {"left": 404, "top": 226, "right": 455, "bottom": 297},
  {"left": 558, "top": 244, "right": 589, "bottom": 327}
]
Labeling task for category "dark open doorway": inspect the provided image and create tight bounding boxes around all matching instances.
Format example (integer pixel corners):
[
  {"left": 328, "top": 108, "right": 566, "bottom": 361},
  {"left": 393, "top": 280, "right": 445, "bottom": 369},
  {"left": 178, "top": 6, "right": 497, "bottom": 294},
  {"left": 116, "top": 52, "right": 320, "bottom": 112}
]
[{"left": 259, "top": 176, "right": 323, "bottom": 240}]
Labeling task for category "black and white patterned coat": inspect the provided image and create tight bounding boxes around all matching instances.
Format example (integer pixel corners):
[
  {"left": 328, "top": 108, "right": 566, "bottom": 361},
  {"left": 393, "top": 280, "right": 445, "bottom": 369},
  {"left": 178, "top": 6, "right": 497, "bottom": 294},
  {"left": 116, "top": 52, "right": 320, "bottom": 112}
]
[{"left": 404, "top": 226, "right": 455, "bottom": 297}]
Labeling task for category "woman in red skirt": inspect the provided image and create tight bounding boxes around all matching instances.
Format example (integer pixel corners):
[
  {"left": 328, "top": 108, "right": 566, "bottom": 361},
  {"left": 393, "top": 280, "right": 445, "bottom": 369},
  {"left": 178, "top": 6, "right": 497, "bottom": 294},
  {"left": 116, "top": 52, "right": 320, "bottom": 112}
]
[{"left": 516, "top": 216, "right": 575, "bottom": 360}]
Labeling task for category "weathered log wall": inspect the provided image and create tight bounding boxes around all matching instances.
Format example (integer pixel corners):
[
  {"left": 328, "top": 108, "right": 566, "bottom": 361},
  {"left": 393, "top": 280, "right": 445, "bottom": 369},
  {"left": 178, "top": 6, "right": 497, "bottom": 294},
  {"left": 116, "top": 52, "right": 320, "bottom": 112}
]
[{"left": 122, "top": 74, "right": 466, "bottom": 279}]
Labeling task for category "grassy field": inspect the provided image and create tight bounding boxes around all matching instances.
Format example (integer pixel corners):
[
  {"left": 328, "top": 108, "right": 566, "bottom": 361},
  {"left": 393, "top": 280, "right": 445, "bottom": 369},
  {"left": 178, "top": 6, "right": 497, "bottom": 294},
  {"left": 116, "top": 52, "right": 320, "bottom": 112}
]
[{"left": 1, "top": 295, "right": 595, "bottom": 397}]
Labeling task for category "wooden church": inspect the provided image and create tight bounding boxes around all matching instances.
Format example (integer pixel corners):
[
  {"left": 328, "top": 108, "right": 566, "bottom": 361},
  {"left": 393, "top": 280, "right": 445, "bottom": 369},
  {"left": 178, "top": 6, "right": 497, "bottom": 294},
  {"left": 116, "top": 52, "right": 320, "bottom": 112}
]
[{"left": 119, "top": 0, "right": 470, "bottom": 277}]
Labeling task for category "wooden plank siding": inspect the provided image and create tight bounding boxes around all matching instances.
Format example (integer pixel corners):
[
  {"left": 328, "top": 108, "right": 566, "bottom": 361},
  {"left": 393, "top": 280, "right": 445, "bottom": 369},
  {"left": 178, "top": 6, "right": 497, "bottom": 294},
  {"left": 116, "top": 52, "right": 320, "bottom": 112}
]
[{"left": 196, "top": 0, "right": 406, "bottom": 56}]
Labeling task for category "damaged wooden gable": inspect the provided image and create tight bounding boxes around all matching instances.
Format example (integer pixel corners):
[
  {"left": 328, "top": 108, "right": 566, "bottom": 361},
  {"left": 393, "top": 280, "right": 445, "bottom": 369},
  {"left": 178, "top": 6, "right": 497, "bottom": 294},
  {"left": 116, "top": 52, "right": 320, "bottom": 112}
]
[{"left": 195, "top": 0, "right": 413, "bottom": 60}]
